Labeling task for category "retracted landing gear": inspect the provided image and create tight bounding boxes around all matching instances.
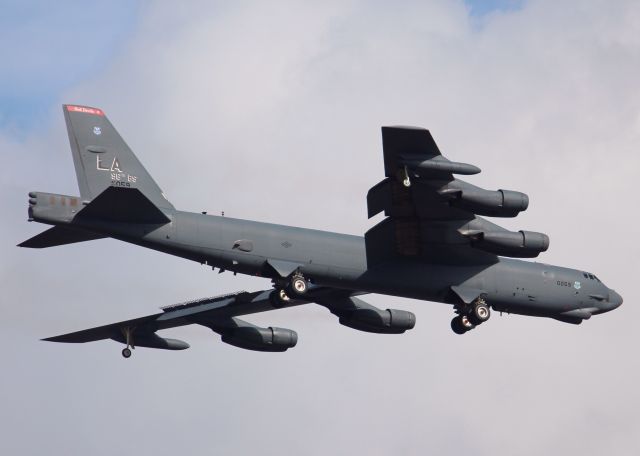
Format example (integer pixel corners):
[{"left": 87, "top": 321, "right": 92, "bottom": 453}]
[
  {"left": 121, "top": 326, "right": 135, "bottom": 358},
  {"left": 451, "top": 298, "right": 491, "bottom": 335}
]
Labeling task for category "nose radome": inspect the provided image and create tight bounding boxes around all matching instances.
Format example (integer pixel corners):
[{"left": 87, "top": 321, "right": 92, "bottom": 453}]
[{"left": 608, "top": 289, "right": 623, "bottom": 309}]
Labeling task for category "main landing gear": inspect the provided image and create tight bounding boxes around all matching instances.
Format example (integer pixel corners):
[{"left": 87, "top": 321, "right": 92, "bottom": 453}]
[
  {"left": 451, "top": 298, "right": 491, "bottom": 335},
  {"left": 270, "top": 272, "right": 309, "bottom": 307},
  {"left": 289, "top": 273, "right": 308, "bottom": 296}
]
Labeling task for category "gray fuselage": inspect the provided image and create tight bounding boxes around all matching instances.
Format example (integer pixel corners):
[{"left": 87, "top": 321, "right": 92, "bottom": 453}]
[{"left": 74, "top": 209, "right": 621, "bottom": 322}]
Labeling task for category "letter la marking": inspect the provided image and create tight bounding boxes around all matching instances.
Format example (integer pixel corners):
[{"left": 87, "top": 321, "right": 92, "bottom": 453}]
[
  {"left": 110, "top": 157, "right": 122, "bottom": 173},
  {"left": 96, "top": 156, "right": 123, "bottom": 173},
  {"left": 96, "top": 155, "right": 109, "bottom": 171}
]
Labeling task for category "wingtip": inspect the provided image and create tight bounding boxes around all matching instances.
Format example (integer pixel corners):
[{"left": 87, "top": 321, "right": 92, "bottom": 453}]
[{"left": 42, "top": 335, "right": 69, "bottom": 343}]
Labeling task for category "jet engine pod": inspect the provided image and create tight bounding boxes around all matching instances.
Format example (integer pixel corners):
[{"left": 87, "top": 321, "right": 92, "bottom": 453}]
[
  {"left": 449, "top": 188, "right": 529, "bottom": 217},
  {"left": 400, "top": 155, "right": 481, "bottom": 176},
  {"left": 221, "top": 326, "right": 298, "bottom": 352},
  {"left": 468, "top": 229, "right": 549, "bottom": 258},
  {"left": 338, "top": 308, "right": 416, "bottom": 334}
]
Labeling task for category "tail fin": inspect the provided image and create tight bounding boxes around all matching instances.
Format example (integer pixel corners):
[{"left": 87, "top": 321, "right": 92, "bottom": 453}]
[{"left": 63, "top": 105, "right": 174, "bottom": 210}]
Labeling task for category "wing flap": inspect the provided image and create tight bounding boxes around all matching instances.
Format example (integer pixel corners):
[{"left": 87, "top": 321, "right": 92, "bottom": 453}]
[{"left": 367, "top": 178, "right": 392, "bottom": 218}]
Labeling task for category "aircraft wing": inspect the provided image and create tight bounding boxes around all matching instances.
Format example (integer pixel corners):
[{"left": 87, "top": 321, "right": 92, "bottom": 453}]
[
  {"left": 44, "top": 285, "right": 414, "bottom": 354},
  {"left": 44, "top": 289, "right": 307, "bottom": 346},
  {"left": 365, "top": 126, "right": 546, "bottom": 266}
]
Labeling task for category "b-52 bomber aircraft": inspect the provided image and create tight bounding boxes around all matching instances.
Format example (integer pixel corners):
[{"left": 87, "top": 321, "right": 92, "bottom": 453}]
[{"left": 20, "top": 105, "right": 623, "bottom": 358}]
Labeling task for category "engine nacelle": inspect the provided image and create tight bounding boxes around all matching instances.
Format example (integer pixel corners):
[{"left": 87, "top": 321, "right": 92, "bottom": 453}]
[
  {"left": 469, "top": 230, "right": 549, "bottom": 258},
  {"left": 449, "top": 188, "right": 529, "bottom": 217},
  {"left": 221, "top": 326, "right": 298, "bottom": 352},
  {"left": 339, "top": 308, "right": 416, "bottom": 334}
]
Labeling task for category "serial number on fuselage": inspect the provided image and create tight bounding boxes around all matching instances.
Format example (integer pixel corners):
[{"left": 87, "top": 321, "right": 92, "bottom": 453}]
[{"left": 111, "top": 181, "right": 133, "bottom": 187}]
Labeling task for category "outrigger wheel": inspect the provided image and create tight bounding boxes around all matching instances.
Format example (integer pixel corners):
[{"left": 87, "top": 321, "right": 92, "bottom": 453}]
[{"left": 121, "top": 326, "right": 134, "bottom": 358}]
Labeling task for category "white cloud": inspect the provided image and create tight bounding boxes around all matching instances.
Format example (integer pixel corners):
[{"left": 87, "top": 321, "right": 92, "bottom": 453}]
[{"left": 2, "top": 1, "right": 639, "bottom": 455}]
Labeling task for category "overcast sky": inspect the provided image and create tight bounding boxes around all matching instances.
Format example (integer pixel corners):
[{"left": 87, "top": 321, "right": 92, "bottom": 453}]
[{"left": 1, "top": 1, "right": 639, "bottom": 455}]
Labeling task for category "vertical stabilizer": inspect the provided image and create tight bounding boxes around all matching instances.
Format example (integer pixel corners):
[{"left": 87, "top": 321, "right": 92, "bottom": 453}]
[{"left": 63, "top": 105, "right": 174, "bottom": 210}]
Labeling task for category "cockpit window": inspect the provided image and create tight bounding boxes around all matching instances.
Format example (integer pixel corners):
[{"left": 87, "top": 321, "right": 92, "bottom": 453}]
[
  {"left": 588, "top": 274, "right": 595, "bottom": 280},
  {"left": 583, "top": 273, "right": 588, "bottom": 278}
]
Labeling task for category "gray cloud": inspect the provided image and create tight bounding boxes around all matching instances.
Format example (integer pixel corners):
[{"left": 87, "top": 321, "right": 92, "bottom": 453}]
[{"left": 2, "top": 1, "right": 639, "bottom": 455}]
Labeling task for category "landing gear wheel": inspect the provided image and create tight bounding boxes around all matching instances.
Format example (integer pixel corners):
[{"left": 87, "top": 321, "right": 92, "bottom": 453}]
[
  {"left": 451, "top": 315, "right": 474, "bottom": 335},
  {"left": 451, "top": 317, "right": 466, "bottom": 335},
  {"left": 460, "top": 315, "right": 474, "bottom": 330},
  {"left": 270, "top": 288, "right": 291, "bottom": 308},
  {"left": 288, "top": 274, "right": 308, "bottom": 297},
  {"left": 401, "top": 166, "right": 411, "bottom": 187},
  {"left": 122, "top": 347, "right": 132, "bottom": 358},
  {"left": 469, "top": 301, "right": 491, "bottom": 326}
]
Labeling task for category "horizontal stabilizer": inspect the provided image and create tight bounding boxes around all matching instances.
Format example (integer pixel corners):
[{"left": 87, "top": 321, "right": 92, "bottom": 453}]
[
  {"left": 79, "top": 186, "right": 170, "bottom": 223},
  {"left": 18, "top": 226, "right": 106, "bottom": 249}
]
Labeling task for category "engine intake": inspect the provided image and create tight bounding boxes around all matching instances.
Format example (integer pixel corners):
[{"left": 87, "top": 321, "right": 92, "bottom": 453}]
[{"left": 467, "top": 229, "right": 549, "bottom": 258}]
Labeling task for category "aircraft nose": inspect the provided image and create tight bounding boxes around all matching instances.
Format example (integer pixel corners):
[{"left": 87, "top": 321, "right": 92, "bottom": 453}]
[{"left": 608, "top": 289, "right": 623, "bottom": 309}]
